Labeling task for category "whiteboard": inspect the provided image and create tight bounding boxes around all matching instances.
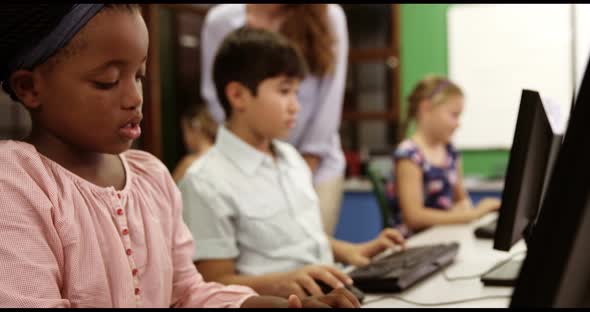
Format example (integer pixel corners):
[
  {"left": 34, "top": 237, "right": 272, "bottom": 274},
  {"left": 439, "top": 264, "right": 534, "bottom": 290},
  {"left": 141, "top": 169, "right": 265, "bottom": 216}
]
[{"left": 448, "top": 4, "right": 573, "bottom": 149}]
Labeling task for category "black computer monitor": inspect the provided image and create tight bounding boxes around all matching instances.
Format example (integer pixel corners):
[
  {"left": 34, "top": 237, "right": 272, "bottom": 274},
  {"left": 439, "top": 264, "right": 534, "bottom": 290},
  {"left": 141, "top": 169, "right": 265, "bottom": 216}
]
[
  {"left": 510, "top": 57, "right": 590, "bottom": 308},
  {"left": 493, "top": 89, "right": 563, "bottom": 252},
  {"left": 479, "top": 90, "right": 563, "bottom": 287}
]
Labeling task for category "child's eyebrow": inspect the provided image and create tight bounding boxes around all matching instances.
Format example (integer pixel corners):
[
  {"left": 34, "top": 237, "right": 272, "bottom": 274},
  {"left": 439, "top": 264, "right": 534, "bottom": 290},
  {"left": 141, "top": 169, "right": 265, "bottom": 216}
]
[{"left": 88, "top": 56, "right": 147, "bottom": 74}]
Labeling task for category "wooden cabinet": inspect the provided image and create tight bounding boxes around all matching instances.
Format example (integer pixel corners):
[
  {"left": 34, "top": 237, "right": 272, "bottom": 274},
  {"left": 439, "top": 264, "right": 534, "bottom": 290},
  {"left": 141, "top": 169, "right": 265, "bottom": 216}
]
[
  {"left": 140, "top": 4, "right": 212, "bottom": 170},
  {"left": 339, "top": 4, "right": 401, "bottom": 176},
  {"left": 0, "top": 95, "right": 30, "bottom": 140}
]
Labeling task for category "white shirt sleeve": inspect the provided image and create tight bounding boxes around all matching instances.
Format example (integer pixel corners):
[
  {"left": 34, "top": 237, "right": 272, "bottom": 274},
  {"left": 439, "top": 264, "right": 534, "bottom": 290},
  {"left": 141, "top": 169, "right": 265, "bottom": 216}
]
[
  {"left": 178, "top": 174, "right": 239, "bottom": 261},
  {"left": 297, "top": 4, "right": 349, "bottom": 157}
]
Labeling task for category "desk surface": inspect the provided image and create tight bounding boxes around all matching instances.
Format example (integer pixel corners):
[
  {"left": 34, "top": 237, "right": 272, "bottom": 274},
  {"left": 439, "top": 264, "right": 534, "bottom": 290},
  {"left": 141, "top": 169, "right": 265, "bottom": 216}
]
[
  {"left": 463, "top": 177, "right": 504, "bottom": 192},
  {"left": 343, "top": 177, "right": 504, "bottom": 193},
  {"left": 358, "top": 212, "right": 525, "bottom": 308}
]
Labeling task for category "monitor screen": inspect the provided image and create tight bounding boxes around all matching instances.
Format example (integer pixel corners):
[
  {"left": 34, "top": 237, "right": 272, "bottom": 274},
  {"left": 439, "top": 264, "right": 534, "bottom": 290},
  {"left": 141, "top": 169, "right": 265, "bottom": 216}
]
[
  {"left": 492, "top": 89, "right": 562, "bottom": 251},
  {"left": 510, "top": 53, "right": 590, "bottom": 308}
]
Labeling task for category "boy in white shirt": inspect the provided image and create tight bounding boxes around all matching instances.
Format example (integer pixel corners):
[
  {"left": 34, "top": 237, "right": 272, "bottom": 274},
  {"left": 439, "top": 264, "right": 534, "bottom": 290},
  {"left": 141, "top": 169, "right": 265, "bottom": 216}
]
[{"left": 178, "top": 26, "right": 405, "bottom": 300}]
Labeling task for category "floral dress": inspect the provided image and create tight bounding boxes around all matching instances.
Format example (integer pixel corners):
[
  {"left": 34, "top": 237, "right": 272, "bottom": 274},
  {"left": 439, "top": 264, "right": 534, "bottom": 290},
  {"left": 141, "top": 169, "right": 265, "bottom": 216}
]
[{"left": 387, "top": 139, "right": 460, "bottom": 237}]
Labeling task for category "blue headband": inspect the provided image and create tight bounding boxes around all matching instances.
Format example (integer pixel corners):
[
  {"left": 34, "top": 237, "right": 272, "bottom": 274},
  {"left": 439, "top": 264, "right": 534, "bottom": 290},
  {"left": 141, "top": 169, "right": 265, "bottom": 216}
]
[
  {"left": 429, "top": 80, "right": 451, "bottom": 99},
  {"left": 4, "top": 4, "right": 104, "bottom": 76}
]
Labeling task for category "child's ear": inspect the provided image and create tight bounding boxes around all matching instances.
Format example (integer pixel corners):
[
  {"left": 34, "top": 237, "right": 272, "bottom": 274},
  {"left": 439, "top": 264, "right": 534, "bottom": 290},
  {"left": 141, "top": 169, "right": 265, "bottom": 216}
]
[
  {"left": 9, "top": 70, "right": 41, "bottom": 109},
  {"left": 225, "top": 81, "right": 250, "bottom": 113},
  {"left": 418, "top": 99, "right": 432, "bottom": 115}
]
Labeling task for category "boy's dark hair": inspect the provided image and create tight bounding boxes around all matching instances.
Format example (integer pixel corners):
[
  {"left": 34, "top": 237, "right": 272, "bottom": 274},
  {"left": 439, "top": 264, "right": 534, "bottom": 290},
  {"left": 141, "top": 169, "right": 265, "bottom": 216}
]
[{"left": 212, "top": 26, "right": 308, "bottom": 119}]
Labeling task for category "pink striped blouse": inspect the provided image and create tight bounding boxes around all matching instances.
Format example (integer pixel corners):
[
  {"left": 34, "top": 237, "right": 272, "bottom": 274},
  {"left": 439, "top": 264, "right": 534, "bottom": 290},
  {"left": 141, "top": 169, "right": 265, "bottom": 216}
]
[{"left": 0, "top": 141, "right": 257, "bottom": 308}]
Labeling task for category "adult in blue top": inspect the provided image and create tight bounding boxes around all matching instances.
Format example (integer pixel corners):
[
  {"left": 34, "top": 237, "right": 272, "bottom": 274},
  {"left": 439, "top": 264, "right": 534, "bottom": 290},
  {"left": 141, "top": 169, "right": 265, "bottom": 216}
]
[{"left": 200, "top": 4, "right": 349, "bottom": 236}]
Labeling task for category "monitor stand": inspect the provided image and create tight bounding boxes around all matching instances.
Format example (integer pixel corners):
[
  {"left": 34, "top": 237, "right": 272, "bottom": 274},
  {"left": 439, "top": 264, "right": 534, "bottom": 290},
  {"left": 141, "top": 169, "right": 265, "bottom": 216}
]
[
  {"left": 480, "top": 257, "right": 524, "bottom": 286},
  {"left": 481, "top": 218, "right": 535, "bottom": 287}
]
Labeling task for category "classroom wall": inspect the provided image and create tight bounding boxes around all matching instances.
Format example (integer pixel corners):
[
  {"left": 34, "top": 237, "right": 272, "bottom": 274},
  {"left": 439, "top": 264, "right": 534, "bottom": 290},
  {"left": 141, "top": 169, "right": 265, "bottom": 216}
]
[{"left": 400, "top": 4, "right": 509, "bottom": 178}]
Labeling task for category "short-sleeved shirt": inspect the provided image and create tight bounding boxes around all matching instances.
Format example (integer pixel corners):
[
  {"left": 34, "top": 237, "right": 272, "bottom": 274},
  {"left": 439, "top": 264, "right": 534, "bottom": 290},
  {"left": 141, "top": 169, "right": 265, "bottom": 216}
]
[
  {"left": 199, "top": 4, "right": 349, "bottom": 185},
  {"left": 388, "top": 139, "right": 460, "bottom": 236},
  {"left": 178, "top": 127, "right": 334, "bottom": 276},
  {"left": 0, "top": 140, "right": 257, "bottom": 308}
]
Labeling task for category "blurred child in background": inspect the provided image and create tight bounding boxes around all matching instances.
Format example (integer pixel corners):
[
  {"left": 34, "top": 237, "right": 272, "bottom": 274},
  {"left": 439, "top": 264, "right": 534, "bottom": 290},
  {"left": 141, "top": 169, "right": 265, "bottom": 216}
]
[
  {"left": 390, "top": 75, "right": 501, "bottom": 237},
  {"left": 172, "top": 103, "right": 218, "bottom": 182}
]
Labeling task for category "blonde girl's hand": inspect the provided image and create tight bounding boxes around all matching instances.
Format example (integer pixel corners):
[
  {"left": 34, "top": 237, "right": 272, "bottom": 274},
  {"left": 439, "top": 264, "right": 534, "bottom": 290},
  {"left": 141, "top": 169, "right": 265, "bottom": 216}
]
[
  {"left": 451, "top": 198, "right": 473, "bottom": 212},
  {"left": 476, "top": 198, "right": 501, "bottom": 214},
  {"left": 470, "top": 197, "right": 501, "bottom": 220}
]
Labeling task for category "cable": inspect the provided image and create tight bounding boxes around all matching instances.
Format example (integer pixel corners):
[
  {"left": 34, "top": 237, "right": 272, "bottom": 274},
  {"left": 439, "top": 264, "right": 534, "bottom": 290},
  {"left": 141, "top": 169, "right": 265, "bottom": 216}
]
[
  {"left": 442, "top": 249, "right": 526, "bottom": 281},
  {"left": 442, "top": 249, "right": 527, "bottom": 281},
  {"left": 363, "top": 294, "right": 511, "bottom": 306},
  {"left": 442, "top": 269, "right": 487, "bottom": 281},
  {"left": 360, "top": 251, "right": 521, "bottom": 306}
]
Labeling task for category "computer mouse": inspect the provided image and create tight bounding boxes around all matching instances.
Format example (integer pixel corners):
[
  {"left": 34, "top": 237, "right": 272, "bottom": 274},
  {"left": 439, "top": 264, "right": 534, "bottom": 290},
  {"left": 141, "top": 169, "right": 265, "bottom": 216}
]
[{"left": 314, "top": 280, "right": 365, "bottom": 303}]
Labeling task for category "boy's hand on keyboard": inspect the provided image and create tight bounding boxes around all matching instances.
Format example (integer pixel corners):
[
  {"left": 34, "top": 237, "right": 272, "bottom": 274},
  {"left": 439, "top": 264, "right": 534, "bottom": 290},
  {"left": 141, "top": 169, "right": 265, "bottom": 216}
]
[
  {"left": 273, "top": 264, "right": 353, "bottom": 298},
  {"left": 346, "top": 228, "right": 406, "bottom": 267}
]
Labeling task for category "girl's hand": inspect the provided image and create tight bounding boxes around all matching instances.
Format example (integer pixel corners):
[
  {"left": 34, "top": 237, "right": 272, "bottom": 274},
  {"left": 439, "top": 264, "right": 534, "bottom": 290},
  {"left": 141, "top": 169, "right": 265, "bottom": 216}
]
[
  {"left": 476, "top": 197, "right": 501, "bottom": 212},
  {"left": 473, "top": 198, "right": 501, "bottom": 218},
  {"left": 451, "top": 198, "right": 473, "bottom": 212},
  {"left": 306, "top": 287, "right": 361, "bottom": 308},
  {"left": 285, "top": 287, "right": 362, "bottom": 308},
  {"left": 344, "top": 228, "right": 406, "bottom": 267},
  {"left": 241, "top": 286, "right": 360, "bottom": 308}
]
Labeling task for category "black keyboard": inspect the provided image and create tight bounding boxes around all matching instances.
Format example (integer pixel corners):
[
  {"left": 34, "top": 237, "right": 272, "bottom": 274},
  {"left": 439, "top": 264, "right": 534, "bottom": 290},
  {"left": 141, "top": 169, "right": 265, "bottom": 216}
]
[{"left": 348, "top": 242, "right": 460, "bottom": 293}]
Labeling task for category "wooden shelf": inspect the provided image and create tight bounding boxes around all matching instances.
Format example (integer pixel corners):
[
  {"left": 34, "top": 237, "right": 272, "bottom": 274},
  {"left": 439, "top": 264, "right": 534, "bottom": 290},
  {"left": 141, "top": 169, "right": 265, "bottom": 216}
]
[
  {"left": 339, "top": 4, "right": 402, "bottom": 149},
  {"left": 159, "top": 4, "right": 210, "bottom": 15},
  {"left": 342, "top": 111, "right": 398, "bottom": 121},
  {"left": 349, "top": 48, "right": 397, "bottom": 63},
  {"left": 141, "top": 4, "right": 162, "bottom": 160}
]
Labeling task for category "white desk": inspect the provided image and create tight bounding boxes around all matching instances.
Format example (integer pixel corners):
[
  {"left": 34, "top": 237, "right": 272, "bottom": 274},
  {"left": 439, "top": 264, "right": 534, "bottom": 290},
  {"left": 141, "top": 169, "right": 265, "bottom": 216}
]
[
  {"left": 360, "top": 212, "right": 526, "bottom": 308},
  {"left": 463, "top": 177, "right": 504, "bottom": 193}
]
